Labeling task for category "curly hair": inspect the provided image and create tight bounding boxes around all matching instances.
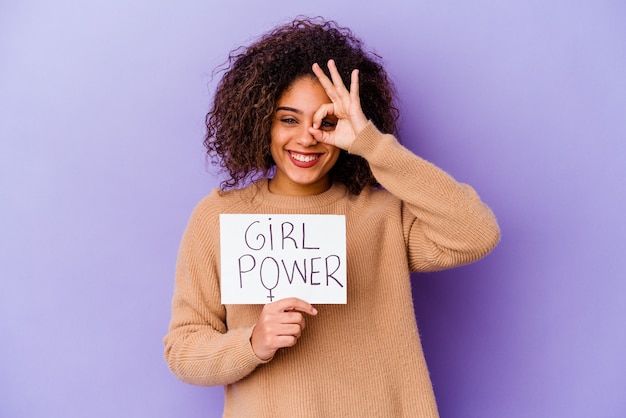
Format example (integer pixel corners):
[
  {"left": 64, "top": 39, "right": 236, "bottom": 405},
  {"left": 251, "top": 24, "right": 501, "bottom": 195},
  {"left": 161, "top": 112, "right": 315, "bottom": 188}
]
[{"left": 204, "top": 17, "right": 399, "bottom": 194}]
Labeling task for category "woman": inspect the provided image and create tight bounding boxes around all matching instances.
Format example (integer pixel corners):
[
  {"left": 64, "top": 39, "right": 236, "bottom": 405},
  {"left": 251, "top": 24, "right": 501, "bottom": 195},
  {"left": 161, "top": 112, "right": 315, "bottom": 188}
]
[{"left": 164, "top": 17, "right": 500, "bottom": 417}]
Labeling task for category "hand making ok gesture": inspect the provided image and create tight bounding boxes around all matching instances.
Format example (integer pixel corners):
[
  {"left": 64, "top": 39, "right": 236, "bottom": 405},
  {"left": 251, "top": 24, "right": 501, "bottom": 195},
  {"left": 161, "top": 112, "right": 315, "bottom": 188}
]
[{"left": 310, "top": 59, "right": 370, "bottom": 151}]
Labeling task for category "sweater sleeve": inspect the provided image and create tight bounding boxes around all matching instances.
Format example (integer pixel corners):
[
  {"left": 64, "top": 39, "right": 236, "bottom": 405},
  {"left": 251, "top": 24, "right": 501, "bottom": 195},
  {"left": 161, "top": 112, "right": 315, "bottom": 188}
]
[
  {"left": 349, "top": 122, "right": 501, "bottom": 272},
  {"left": 163, "top": 199, "right": 269, "bottom": 386}
]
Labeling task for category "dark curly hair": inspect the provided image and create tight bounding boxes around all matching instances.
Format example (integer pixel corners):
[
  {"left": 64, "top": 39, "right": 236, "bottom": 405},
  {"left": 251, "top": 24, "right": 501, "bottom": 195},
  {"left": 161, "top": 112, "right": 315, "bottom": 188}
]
[{"left": 204, "top": 17, "right": 399, "bottom": 194}]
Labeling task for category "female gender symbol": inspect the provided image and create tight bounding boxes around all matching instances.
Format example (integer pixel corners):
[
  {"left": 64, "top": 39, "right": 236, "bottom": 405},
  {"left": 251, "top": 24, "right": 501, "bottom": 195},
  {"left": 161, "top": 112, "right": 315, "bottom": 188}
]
[{"left": 259, "top": 257, "right": 280, "bottom": 302}]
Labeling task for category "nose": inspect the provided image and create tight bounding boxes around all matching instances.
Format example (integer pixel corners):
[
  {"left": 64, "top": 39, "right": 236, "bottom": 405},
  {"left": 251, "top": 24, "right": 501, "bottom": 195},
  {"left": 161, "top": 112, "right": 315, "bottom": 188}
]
[{"left": 296, "top": 125, "right": 318, "bottom": 147}]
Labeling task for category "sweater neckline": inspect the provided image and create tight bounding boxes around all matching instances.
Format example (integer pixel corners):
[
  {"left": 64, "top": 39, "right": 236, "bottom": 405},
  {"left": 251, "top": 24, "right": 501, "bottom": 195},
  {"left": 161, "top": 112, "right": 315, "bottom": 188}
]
[{"left": 251, "top": 179, "right": 348, "bottom": 210}]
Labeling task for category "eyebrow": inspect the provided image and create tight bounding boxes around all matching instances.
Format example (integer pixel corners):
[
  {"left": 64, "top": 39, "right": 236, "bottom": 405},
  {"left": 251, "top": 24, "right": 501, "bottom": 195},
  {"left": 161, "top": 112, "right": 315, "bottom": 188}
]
[{"left": 275, "top": 106, "right": 302, "bottom": 114}]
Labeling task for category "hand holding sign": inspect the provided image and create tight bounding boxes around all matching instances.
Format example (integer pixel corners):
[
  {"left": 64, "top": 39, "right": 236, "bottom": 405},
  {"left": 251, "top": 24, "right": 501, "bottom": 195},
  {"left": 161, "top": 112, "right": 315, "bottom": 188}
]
[{"left": 251, "top": 297, "right": 318, "bottom": 361}]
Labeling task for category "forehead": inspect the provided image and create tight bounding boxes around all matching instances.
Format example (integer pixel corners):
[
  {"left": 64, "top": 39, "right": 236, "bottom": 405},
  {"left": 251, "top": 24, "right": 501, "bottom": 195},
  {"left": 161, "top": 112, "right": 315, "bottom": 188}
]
[{"left": 276, "top": 76, "right": 329, "bottom": 107}]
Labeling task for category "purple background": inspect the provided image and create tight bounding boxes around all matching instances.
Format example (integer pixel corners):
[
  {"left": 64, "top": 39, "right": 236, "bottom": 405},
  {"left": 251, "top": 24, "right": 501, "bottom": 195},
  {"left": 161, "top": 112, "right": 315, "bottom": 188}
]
[{"left": 1, "top": 1, "right": 624, "bottom": 417}]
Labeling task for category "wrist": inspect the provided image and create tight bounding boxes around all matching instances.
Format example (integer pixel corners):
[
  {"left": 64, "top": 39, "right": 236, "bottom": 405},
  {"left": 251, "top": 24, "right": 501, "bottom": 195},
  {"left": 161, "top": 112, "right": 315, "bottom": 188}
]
[{"left": 250, "top": 326, "right": 275, "bottom": 362}]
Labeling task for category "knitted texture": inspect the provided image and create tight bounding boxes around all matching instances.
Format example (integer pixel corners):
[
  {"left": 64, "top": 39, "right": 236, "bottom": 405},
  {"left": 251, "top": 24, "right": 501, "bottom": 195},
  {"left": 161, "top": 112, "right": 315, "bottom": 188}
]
[{"left": 164, "top": 123, "right": 500, "bottom": 417}]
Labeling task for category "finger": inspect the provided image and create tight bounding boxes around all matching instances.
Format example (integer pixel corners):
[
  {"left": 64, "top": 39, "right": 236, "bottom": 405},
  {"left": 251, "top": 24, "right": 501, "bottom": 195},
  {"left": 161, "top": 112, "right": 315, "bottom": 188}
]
[
  {"left": 282, "top": 311, "right": 305, "bottom": 328},
  {"left": 312, "top": 62, "right": 334, "bottom": 92},
  {"left": 327, "top": 59, "right": 349, "bottom": 93},
  {"left": 275, "top": 335, "right": 299, "bottom": 348},
  {"left": 273, "top": 297, "right": 318, "bottom": 315},
  {"left": 309, "top": 126, "right": 330, "bottom": 144},
  {"left": 313, "top": 60, "right": 348, "bottom": 102},
  {"left": 350, "top": 69, "right": 360, "bottom": 105},
  {"left": 312, "top": 103, "right": 335, "bottom": 129},
  {"left": 277, "top": 323, "right": 304, "bottom": 337}
]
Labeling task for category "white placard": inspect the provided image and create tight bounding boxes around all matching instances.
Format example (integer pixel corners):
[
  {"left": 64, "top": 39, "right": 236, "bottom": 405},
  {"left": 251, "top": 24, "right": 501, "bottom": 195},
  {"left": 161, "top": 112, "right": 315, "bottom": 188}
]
[{"left": 220, "top": 214, "right": 347, "bottom": 304}]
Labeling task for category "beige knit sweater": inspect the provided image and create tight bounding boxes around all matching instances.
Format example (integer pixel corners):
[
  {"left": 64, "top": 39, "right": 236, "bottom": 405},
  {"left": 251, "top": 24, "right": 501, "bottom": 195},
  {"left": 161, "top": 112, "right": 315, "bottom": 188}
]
[{"left": 164, "top": 123, "right": 500, "bottom": 417}]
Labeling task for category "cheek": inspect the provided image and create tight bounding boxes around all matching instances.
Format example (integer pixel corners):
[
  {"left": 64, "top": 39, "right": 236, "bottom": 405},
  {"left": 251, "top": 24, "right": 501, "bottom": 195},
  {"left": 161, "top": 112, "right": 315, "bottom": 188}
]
[
  {"left": 269, "top": 128, "right": 279, "bottom": 151},
  {"left": 269, "top": 125, "right": 285, "bottom": 145},
  {"left": 267, "top": 127, "right": 280, "bottom": 163},
  {"left": 328, "top": 148, "right": 342, "bottom": 167}
]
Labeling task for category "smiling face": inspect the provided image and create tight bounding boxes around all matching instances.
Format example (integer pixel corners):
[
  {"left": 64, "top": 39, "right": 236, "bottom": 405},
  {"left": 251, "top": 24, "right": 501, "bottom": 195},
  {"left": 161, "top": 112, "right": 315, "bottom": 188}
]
[{"left": 269, "top": 76, "right": 341, "bottom": 196}]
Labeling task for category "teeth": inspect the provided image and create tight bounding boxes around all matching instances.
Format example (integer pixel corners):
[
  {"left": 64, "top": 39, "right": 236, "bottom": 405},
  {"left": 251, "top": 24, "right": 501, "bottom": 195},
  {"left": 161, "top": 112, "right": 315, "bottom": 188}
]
[{"left": 290, "top": 152, "right": 318, "bottom": 163}]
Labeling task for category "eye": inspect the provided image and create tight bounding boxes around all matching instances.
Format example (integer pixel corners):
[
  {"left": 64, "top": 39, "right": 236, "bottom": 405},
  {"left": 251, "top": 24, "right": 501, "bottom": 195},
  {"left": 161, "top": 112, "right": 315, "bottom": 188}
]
[
  {"left": 280, "top": 117, "right": 298, "bottom": 124},
  {"left": 320, "top": 119, "right": 336, "bottom": 130}
]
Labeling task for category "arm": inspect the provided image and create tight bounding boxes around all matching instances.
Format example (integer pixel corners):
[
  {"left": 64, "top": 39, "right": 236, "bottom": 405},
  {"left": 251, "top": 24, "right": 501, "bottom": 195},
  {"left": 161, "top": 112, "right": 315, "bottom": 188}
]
[
  {"left": 350, "top": 123, "right": 501, "bottom": 271},
  {"left": 163, "top": 205, "right": 267, "bottom": 386},
  {"left": 310, "top": 59, "right": 499, "bottom": 271}
]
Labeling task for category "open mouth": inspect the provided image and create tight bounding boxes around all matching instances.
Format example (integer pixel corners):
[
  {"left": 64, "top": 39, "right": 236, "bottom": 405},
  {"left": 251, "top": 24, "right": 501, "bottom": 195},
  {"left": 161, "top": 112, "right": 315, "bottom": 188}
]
[{"left": 288, "top": 151, "right": 322, "bottom": 167}]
